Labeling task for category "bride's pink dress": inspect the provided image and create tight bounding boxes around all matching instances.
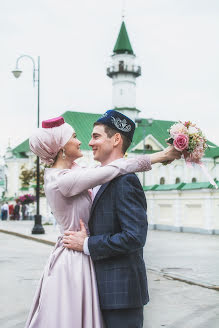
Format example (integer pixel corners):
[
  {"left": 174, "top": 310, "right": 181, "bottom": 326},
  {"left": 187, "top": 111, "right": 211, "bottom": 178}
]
[{"left": 25, "top": 157, "right": 151, "bottom": 328}]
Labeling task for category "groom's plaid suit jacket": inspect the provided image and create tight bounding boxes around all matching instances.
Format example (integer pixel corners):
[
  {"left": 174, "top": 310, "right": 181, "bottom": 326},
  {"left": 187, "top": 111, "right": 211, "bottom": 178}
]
[{"left": 88, "top": 173, "right": 149, "bottom": 310}]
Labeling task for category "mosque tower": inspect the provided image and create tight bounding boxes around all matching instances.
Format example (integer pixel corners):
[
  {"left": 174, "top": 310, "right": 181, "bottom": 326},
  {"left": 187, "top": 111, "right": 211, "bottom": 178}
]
[{"left": 107, "top": 21, "right": 141, "bottom": 121}]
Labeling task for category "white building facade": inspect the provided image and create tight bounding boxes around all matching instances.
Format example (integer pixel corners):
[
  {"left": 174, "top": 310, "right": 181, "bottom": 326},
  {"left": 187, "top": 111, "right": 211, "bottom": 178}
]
[{"left": 3, "top": 21, "right": 219, "bottom": 233}]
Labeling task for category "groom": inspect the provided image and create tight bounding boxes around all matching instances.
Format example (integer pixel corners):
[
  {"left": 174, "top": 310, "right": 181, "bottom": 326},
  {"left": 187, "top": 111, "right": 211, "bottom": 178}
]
[{"left": 64, "top": 110, "right": 149, "bottom": 327}]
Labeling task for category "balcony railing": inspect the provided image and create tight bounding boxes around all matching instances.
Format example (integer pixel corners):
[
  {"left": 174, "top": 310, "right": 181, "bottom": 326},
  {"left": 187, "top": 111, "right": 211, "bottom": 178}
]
[{"left": 107, "top": 63, "right": 141, "bottom": 77}]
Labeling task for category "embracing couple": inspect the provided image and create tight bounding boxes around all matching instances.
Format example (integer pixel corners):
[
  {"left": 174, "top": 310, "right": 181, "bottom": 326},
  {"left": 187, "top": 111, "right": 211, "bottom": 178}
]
[{"left": 26, "top": 110, "right": 180, "bottom": 328}]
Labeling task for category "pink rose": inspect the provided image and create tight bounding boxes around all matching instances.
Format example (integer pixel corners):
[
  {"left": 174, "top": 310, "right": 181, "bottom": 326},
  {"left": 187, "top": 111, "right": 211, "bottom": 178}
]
[{"left": 173, "top": 134, "right": 189, "bottom": 151}]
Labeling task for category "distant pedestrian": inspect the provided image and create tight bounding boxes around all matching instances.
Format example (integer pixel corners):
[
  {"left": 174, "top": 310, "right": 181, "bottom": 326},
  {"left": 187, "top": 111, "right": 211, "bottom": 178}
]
[
  {"left": 22, "top": 203, "right": 27, "bottom": 220},
  {"left": 28, "top": 203, "right": 34, "bottom": 220},
  {"left": 9, "top": 204, "right": 14, "bottom": 220},
  {"left": 0, "top": 205, "right": 3, "bottom": 219},
  {"left": 25, "top": 204, "right": 30, "bottom": 220},
  {"left": 1, "top": 202, "right": 9, "bottom": 220},
  {"left": 14, "top": 201, "right": 20, "bottom": 220}
]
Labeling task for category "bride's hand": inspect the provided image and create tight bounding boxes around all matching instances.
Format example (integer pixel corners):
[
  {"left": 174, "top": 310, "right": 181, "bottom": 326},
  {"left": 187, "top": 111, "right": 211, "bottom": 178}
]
[
  {"left": 149, "top": 146, "right": 181, "bottom": 164},
  {"left": 162, "top": 146, "right": 182, "bottom": 162}
]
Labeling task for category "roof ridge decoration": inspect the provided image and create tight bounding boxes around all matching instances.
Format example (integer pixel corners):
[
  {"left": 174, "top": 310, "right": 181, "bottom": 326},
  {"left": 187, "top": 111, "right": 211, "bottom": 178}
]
[{"left": 113, "top": 21, "right": 134, "bottom": 55}]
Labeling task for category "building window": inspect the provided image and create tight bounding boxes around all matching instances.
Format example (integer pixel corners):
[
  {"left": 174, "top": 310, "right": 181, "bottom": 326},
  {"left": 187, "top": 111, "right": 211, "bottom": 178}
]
[
  {"left": 160, "top": 177, "right": 165, "bottom": 185},
  {"left": 192, "top": 178, "right": 197, "bottom": 183},
  {"left": 119, "top": 61, "right": 124, "bottom": 71},
  {"left": 175, "top": 177, "right": 180, "bottom": 184},
  {"left": 145, "top": 144, "right": 153, "bottom": 150}
]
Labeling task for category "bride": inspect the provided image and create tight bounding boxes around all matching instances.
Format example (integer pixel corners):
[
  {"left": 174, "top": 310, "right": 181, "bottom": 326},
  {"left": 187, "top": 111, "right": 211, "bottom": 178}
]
[{"left": 25, "top": 115, "right": 180, "bottom": 328}]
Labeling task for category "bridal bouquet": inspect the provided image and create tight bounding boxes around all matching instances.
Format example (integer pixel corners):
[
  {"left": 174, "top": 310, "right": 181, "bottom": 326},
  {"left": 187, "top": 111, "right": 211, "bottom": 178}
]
[
  {"left": 166, "top": 121, "right": 218, "bottom": 189},
  {"left": 166, "top": 121, "right": 207, "bottom": 164}
]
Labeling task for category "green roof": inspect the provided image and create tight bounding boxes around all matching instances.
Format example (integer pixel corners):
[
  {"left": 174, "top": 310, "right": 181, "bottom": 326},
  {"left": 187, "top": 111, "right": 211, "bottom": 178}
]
[
  {"left": 63, "top": 111, "right": 101, "bottom": 150},
  {"left": 130, "top": 118, "right": 176, "bottom": 150},
  {"left": 20, "top": 187, "right": 29, "bottom": 191},
  {"left": 155, "top": 182, "right": 185, "bottom": 191},
  {"left": 30, "top": 184, "right": 43, "bottom": 189},
  {"left": 144, "top": 181, "right": 218, "bottom": 191},
  {"left": 180, "top": 182, "right": 216, "bottom": 190},
  {"left": 143, "top": 184, "right": 159, "bottom": 191},
  {"left": 204, "top": 146, "right": 219, "bottom": 159},
  {"left": 13, "top": 139, "right": 30, "bottom": 157},
  {"left": 12, "top": 111, "right": 219, "bottom": 159},
  {"left": 113, "top": 21, "right": 134, "bottom": 55}
]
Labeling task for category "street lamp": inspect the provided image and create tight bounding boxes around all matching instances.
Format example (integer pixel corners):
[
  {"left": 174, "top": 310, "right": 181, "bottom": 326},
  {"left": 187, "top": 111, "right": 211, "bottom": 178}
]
[
  {"left": 135, "top": 117, "right": 153, "bottom": 186},
  {"left": 12, "top": 55, "right": 45, "bottom": 234}
]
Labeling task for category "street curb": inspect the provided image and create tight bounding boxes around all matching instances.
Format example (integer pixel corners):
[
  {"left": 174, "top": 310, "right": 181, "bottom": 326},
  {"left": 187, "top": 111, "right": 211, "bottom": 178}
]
[
  {"left": 0, "top": 229, "right": 55, "bottom": 246},
  {"left": 148, "top": 268, "right": 219, "bottom": 292},
  {"left": 1, "top": 229, "right": 219, "bottom": 292}
]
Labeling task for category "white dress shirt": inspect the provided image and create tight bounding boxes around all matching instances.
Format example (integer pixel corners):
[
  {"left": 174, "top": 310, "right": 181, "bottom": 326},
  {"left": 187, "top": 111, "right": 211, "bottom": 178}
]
[
  {"left": 2, "top": 203, "right": 9, "bottom": 211},
  {"left": 83, "top": 185, "right": 101, "bottom": 255}
]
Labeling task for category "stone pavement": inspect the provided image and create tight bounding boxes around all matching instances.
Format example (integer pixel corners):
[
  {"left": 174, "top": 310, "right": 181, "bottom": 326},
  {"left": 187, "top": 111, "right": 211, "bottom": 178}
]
[
  {"left": 0, "top": 220, "right": 58, "bottom": 244},
  {"left": 1, "top": 233, "right": 219, "bottom": 328},
  {"left": 145, "top": 229, "right": 219, "bottom": 289},
  {"left": 0, "top": 220, "right": 219, "bottom": 290}
]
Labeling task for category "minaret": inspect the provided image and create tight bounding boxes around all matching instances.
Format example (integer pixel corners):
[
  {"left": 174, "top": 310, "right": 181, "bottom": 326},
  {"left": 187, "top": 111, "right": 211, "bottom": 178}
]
[
  {"left": 4, "top": 138, "right": 13, "bottom": 159},
  {"left": 107, "top": 21, "right": 141, "bottom": 121}
]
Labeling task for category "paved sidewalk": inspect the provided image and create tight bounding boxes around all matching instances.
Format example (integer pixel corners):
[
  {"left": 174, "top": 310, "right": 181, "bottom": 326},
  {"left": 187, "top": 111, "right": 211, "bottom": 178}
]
[
  {"left": 145, "top": 229, "right": 219, "bottom": 290},
  {"left": 1, "top": 220, "right": 219, "bottom": 290},
  {"left": 0, "top": 220, "right": 58, "bottom": 245},
  {"left": 1, "top": 233, "right": 219, "bottom": 328}
]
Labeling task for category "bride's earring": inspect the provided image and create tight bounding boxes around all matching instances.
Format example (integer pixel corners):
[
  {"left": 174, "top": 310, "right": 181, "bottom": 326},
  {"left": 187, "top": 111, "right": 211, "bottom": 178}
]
[{"left": 62, "top": 148, "right": 66, "bottom": 160}]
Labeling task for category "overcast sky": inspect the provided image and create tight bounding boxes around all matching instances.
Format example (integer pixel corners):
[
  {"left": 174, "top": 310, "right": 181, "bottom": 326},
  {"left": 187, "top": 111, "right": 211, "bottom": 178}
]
[{"left": 1, "top": 0, "right": 219, "bottom": 155}]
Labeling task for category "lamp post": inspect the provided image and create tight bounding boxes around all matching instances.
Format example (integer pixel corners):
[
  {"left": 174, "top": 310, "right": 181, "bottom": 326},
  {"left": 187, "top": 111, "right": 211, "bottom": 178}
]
[
  {"left": 135, "top": 117, "right": 153, "bottom": 186},
  {"left": 12, "top": 55, "right": 45, "bottom": 234}
]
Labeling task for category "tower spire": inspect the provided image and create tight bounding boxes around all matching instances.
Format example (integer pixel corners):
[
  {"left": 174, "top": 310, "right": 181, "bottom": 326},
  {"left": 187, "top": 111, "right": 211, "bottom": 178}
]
[
  {"left": 113, "top": 21, "right": 134, "bottom": 55},
  {"left": 106, "top": 20, "right": 141, "bottom": 121}
]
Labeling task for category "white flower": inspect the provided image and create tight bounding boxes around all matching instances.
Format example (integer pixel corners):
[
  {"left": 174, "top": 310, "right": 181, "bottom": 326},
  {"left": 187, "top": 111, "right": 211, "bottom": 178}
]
[
  {"left": 169, "top": 123, "right": 187, "bottom": 137},
  {"left": 188, "top": 126, "right": 198, "bottom": 134}
]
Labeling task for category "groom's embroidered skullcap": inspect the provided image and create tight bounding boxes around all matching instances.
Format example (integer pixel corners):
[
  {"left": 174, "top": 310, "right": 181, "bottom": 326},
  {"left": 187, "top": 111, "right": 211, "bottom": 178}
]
[
  {"left": 29, "top": 116, "right": 74, "bottom": 165},
  {"left": 96, "top": 110, "right": 135, "bottom": 141}
]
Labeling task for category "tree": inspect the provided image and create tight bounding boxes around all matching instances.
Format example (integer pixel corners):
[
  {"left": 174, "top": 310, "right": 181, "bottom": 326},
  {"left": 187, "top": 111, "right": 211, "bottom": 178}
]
[
  {"left": 31, "top": 160, "right": 46, "bottom": 197},
  {"left": 19, "top": 165, "right": 33, "bottom": 188},
  {"left": 19, "top": 160, "right": 46, "bottom": 196}
]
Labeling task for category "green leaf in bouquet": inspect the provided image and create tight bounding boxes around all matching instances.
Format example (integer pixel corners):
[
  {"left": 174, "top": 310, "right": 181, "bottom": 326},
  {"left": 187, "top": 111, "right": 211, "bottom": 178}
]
[{"left": 166, "top": 137, "right": 174, "bottom": 145}]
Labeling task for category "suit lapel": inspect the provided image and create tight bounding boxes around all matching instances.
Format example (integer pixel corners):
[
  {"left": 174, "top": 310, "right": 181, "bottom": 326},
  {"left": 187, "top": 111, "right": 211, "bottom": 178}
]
[{"left": 90, "top": 181, "right": 111, "bottom": 218}]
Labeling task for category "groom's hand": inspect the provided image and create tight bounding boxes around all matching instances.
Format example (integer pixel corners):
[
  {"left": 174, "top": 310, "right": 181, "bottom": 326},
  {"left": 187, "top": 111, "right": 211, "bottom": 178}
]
[{"left": 63, "top": 219, "right": 87, "bottom": 252}]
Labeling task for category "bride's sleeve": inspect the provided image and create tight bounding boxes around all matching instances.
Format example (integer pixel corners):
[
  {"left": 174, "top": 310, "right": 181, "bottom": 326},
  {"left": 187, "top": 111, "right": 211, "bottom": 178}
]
[{"left": 57, "top": 155, "right": 152, "bottom": 197}]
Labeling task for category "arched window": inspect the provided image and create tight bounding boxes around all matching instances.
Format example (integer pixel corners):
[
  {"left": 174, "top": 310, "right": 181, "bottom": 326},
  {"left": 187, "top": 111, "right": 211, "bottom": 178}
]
[
  {"left": 119, "top": 61, "right": 124, "bottom": 72},
  {"left": 145, "top": 144, "right": 153, "bottom": 150},
  {"left": 192, "top": 177, "right": 197, "bottom": 183},
  {"left": 175, "top": 177, "right": 180, "bottom": 184},
  {"left": 160, "top": 177, "right": 165, "bottom": 185}
]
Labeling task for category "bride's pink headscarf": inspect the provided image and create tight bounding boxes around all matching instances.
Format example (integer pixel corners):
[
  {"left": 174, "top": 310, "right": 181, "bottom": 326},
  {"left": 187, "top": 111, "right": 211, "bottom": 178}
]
[{"left": 29, "top": 117, "right": 74, "bottom": 165}]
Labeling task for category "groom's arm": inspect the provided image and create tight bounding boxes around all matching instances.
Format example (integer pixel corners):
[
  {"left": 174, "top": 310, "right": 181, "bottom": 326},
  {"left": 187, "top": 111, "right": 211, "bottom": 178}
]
[{"left": 88, "top": 174, "right": 148, "bottom": 261}]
